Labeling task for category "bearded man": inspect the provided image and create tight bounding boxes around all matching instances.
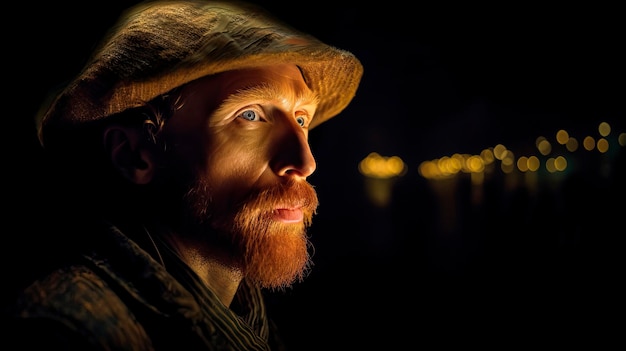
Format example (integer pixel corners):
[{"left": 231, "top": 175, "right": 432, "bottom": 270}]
[{"left": 6, "top": 1, "right": 362, "bottom": 350}]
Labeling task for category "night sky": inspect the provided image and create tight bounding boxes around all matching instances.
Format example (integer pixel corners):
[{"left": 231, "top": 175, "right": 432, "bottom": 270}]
[{"left": 7, "top": 1, "right": 624, "bottom": 349}]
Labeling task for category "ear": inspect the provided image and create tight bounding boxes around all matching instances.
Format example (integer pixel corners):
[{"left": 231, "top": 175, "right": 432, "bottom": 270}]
[{"left": 103, "top": 125, "right": 156, "bottom": 184}]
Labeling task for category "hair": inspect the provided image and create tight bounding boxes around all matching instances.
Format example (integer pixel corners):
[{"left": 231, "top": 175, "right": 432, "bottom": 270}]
[
  {"left": 41, "top": 88, "right": 185, "bottom": 221},
  {"left": 113, "top": 89, "right": 182, "bottom": 150}
]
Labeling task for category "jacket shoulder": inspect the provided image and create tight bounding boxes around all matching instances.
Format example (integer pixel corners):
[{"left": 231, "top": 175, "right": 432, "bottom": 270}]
[{"left": 8, "top": 263, "right": 154, "bottom": 350}]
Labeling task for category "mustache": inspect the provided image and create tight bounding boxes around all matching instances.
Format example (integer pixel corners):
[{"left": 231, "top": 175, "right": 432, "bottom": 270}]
[{"left": 239, "top": 179, "right": 319, "bottom": 219}]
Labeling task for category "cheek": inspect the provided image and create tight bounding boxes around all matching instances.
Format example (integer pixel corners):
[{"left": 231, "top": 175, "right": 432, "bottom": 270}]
[
  {"left": 202, "top": 143, "right": 266, "bottom": 205},
  {"left": 207, "top": 130, "right": 269, "bottom": 176}
]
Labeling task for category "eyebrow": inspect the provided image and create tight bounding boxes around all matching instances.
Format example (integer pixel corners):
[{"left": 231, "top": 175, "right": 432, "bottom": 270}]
[{"left": 221, "top": 83, "right": 320, "bottom": 111}]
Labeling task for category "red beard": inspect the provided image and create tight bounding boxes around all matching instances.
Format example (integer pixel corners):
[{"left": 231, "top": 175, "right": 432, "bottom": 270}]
[{"left": 184, "top": 178, "right": 319, "bottom": 290}]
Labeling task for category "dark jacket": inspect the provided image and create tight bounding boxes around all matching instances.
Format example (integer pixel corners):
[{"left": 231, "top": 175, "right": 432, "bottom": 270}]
[{"left": 5, "top": 221, "right": 284, "bottom": 351}]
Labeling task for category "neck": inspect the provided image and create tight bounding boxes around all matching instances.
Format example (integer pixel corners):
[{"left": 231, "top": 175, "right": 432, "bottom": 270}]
[{"left": 160, "top": 231, "right": 244, "bottom": 307}]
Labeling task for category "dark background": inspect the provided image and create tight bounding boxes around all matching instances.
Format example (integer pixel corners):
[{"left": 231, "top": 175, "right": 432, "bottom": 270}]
[{"left": 7, "top": 1, "right": 624, "bottom": 349}]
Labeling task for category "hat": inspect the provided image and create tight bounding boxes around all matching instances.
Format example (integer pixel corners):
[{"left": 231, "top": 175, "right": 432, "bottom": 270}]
[{"left": 38, "top": 0, "right": 363, "bottom": 149}]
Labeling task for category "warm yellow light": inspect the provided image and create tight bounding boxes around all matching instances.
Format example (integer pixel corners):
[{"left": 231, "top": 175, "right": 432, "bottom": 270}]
[
  {"left": 619, "top": 133, "right": 626, "bottom": 147},
  {"left": 583, "top": 136, "right": 596, "bottom": 151},
  {"left": 597, "top": 138, "right": 609, "bottom": 153},
  {"left": 517, "top": 156, "right": 529, "bottom": 172},
  {"left": 554, "top": 155, "right": 567, "bottom": 171},
  {"left": 480, "top": 149, "right": 495, "bottom": 164},
  {"left": 501, "top": 150, "right": 515, "bottom": 166},
  {"left": 363, "top": 177, "right": 394, "bottom": 207},
  {"left": 501, "top": 161, "right": 514, "bottom": 174},
  {"left": 466, "top": 155, "right": 485, "bottom": 173},
  {"left": 535, "top": 136, "right": 546, "bottom": 148},
  {"left": 598, "top": 121, "right": 611, "bottom": 137},
  {"left": 493, "top": 144, "right": 507, "bottom": 160},
  {"left": 556, "top": 129, "right": 569, "bottom": 144},
  {"left": 527, "top": 156, "right": 540, "bottom": 171},
  {"left": 438, "top": 156, "right": 462, "bottom": 175},
  {"left": 546, "top": 158, "right": 556, "bottom": 173},
  {"left": 452, "top": 153, "right": 469, "bottom": 173},
  {"left": 359, "top": 152, "right": 406, "bottom": 179},
  {"left": 471, "top": 171, "right": 484, "bottom": 185},
  {"left": 565, "top": 137, "right": 578, "bottom": 152},
  {"left": 537, "top": 139, "right": 552, "bottom": 155},
  {"left": 418, "top": 160, "right": 440, "bottom": 179}
]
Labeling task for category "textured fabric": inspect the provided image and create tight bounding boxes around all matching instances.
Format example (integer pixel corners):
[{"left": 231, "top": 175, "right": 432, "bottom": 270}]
[
  {"left": 39, "top": 0, "right": 363, "bottom": 151},
  {"left": 7, "top": 222, "right": 283, "bottom": 350}
]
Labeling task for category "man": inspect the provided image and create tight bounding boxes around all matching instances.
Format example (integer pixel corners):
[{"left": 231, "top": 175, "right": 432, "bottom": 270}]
[{"left": 6, "top": 0, "right": 362, "bottom": 349}]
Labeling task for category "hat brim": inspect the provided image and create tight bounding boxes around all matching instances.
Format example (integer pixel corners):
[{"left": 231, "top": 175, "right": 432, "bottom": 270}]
[{"left": 39, "top": 0, "right": 363, "bottom": 147}]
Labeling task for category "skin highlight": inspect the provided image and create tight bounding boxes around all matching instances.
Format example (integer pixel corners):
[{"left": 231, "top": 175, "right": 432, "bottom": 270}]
[{"left": 120, "top": 64, "right": 321, "bottom": 305}]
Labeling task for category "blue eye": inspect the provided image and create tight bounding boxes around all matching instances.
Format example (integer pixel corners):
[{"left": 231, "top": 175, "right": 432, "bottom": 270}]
[
  {"left": 295, "top": 116, "right": 306, "bottom": 127},
  {"left": 239, "top": 109, "right": 260, "bottom": 121}
]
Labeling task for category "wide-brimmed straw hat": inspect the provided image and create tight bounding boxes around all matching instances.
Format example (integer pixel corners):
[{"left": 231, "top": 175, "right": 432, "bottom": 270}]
[{"left": 38, "top": 0, "right": 363, "bottom": 150}]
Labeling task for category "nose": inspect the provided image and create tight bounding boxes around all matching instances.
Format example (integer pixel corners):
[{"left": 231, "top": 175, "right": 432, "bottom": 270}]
[{"left": 270, "top": 122, "right": 317, "bottom": 179}]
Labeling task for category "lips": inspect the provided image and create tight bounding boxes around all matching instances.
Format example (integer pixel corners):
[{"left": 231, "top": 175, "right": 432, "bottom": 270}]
[{"left": 273, "top": 208, "right": 304, "bottom": 223}]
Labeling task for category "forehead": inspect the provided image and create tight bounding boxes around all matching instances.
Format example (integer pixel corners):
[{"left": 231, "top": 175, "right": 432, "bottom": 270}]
[
  {"left": 180, "top": 64, "right": 316, "bottom": 113},
  {"left": 166, "top": 64, "right": 316, "bottom": 129}
]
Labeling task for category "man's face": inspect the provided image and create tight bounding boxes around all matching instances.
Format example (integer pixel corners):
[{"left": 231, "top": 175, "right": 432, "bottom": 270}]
[{"left": 160, "top": 64, "right": 320, "bottom": 290}]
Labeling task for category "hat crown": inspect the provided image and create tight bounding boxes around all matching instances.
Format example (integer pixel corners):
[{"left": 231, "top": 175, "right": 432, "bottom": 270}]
[{"left": 38, "top": 0, "right": 363, "bottom": 150}]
